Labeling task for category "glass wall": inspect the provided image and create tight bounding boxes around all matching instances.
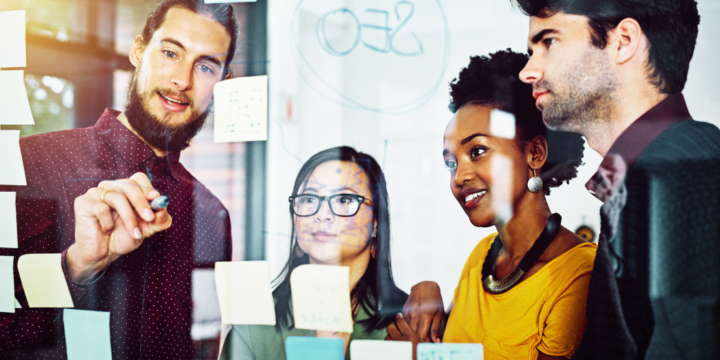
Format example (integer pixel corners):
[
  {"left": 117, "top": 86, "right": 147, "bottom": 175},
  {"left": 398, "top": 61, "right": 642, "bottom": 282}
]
[{"left": 2, "top": 1, "right": 720, "bottom": 359}]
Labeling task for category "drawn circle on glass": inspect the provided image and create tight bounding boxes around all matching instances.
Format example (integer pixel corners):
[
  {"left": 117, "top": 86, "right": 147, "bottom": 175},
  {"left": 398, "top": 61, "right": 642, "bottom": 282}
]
[{"left": 290, "top": 0, "right": 451, "bottom": 114}]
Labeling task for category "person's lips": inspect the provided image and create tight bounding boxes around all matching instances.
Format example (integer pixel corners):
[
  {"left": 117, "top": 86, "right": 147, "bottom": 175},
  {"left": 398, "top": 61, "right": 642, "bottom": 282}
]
[
  {"left": 533, "top": 91, "right": 549, "bottom": 108},
  {"left": 312, "top": 231, "right": 337, "bottom": 242},
  {"left": 157, "top": 92, "right": 190, "bottom": 112},
  {"left": 458, "top": 187, "right": 488, "bottom": 210}
]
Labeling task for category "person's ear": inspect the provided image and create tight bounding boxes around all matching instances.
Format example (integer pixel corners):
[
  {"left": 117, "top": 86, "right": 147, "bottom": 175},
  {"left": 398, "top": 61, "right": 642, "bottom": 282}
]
[
  {"left": 129, "top": 35, "right": 145, "bottom": 68},
  {"left": 526, "top": 135, "right": 549, "bottom": 173},
  {"left": 609, "top": 18, "right": 643, "bottom": 65},
  {"left": 224, "top": 67, "right": 234, "bottom": 80}
]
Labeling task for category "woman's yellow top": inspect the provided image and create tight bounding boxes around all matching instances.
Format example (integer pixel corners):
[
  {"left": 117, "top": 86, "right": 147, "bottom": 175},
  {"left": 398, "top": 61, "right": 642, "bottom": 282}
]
[{"left": 444, "top": 233, "right": 597, "bottom": 360}]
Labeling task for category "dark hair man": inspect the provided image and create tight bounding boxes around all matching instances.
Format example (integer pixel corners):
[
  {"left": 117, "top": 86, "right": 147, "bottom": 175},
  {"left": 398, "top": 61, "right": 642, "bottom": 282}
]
[
  {"left": 0, "top": 1, "right": 238, "bottom": 359},
  {"left": 397, "top": 1, "right": 719, "bottom": 360},
  {"left": 514, "top": 1, "right": 719, "bottom": 359}
]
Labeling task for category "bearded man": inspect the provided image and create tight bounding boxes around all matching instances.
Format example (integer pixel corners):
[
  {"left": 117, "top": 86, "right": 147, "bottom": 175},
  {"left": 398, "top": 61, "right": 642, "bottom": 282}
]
[{"left": 0, "top": 1, "right": 238, "bottom": 359}]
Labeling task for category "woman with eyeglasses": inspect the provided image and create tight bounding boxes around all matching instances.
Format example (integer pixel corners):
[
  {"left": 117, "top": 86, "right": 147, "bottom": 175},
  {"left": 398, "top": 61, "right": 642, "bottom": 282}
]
[
  {"left": 220, "top": 146, "right": 408, "bottom": 360},
  {"left": 387, "top": 50, "right": 596, "bottom": 360}
]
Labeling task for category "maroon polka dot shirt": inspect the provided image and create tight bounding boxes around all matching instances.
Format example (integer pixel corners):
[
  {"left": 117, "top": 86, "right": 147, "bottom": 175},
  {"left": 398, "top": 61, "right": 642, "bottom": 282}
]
[{"left": 0, "top": 109, "right": 232, "bottom": 359}]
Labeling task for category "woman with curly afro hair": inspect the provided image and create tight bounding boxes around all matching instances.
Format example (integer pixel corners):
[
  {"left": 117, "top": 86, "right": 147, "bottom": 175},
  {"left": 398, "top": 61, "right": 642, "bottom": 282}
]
[{"left": 387, "top": 49, "right": 597, "bottom": 360}]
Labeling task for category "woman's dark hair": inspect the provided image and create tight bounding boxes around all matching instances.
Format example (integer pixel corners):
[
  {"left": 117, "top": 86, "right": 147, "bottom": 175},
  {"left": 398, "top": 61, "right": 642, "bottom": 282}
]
[
  {"left": 141, "top": 0, "right": 239, "bottom": 77},
  {"left": 449, "top": 49, "right": 585, "bottom": 195},
  {"left": 511, "top": 0, "right": 700, "bottom": 94},
  {"left": 272, "top": 146, "right": 408, "bottom": 333}
]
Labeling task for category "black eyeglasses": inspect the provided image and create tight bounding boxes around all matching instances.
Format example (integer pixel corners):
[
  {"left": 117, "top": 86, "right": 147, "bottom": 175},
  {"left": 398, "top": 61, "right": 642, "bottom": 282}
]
[{"left": 288, "top": 194, "right": 373, "bottom": 217}]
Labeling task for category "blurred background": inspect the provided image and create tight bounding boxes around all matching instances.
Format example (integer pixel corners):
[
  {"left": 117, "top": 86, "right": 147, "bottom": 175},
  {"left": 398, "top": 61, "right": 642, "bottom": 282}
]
[{"left": 1, "top": 0, "right": 719, "bottom": 358}]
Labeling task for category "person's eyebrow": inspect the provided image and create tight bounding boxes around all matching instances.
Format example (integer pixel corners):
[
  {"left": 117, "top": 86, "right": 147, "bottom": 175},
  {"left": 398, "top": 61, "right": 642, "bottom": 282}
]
[
  {"left": 199, "top": 55, "right": 223, "bottom": 67},
  {"left": 461, "top": 133, "right": 488, "bottom": 145},
  {"left": 331, "top": 187, "right": 358, "bottom": 194},
  {"left": 161, "top": 38, "right": 186, "bottom": 51},
  {"left": 530, "top": 29, "right": 559, "bottom": 45},
  {"left": 161, "top": 37, "right": 224, "bottom": 68},
  {"left": 301, "top": 185, "right": 321, "bottom": 193}
]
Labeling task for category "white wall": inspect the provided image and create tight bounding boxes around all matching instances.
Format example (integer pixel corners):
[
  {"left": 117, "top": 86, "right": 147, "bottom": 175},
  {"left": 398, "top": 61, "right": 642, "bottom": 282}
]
[{"left": 264, "top": 0, "right": 719, "bottom": 303}]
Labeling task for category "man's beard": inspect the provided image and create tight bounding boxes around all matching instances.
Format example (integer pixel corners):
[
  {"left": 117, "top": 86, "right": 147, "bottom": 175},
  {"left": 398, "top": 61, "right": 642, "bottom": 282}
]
[
  {"left": 124, "top": 73, "right": 210, "bottom": 153},
  {"left": 538, "top": 45, "right": 616, "bottom": 134}
]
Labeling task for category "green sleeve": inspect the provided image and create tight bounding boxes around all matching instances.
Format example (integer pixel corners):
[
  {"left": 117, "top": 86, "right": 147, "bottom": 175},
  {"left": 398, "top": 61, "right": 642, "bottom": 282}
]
[{"left": 219, "top": 326, "right": 256, "bottom": 360}]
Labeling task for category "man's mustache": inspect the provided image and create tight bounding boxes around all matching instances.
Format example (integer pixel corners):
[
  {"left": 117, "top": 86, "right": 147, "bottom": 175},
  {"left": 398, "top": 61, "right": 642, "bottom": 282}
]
[
  {"left": 153, "top": 88, "right": 193, "bottom": 107},
  {"left": 533, "top": 80, "right": 551, "bottom": 93}
]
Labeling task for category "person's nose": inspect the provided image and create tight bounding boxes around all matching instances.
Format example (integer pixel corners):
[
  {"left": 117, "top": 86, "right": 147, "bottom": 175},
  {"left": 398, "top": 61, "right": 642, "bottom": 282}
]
[
  {"left": 168, "top": 61, "right": 193, "bottom": 92},
  {"left": 519, "top": 54, "right": 543, "bottom": 85},
  {"left": 314, "top": 199, "right": 335, "bottom": 222},
  {"left": 454, "top": 160, "right": 475, "bottom": 187}
]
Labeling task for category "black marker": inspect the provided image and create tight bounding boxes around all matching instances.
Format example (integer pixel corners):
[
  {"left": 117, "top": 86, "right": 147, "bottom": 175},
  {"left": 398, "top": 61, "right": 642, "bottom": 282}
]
[{"left": 150, "top": 196, "right": 169, "bottom": 210}]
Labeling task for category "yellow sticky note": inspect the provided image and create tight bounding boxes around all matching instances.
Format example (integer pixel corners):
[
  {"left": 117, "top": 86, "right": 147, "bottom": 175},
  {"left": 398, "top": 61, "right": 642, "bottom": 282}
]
[
  {"left": 17, "top": 254, "right": 74, "bottom": 308},
  {"left": 0, "top": 192, "right": 18, "bottom": 248},
  {"left": 214, "top": 261, "right": 276, "bottom": 325},
  {"left": 213, "top": 75, "right": 268, "bottom": 143},
  {"left": 290, "top": 264, "right": 352, "bottom": 333},
  {"left": 0, "top": 10, "right": 26, "bottom": 68},
  {"left": 0, "top": 130, "right": 27, "bottom": 186},
  {"left": 0, "top": 70, "right": 35, "bottom": 125}
]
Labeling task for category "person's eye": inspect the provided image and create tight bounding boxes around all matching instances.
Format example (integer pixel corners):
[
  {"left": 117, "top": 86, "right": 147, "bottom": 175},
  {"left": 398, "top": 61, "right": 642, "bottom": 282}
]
[
  {"left": 444, "top": 160, "right": 457, "bottom": 172},
  {"left": 199, "top": 64, "right": 214, "bottom": 74},
  {"left": 334, "top": 195, "right": 354, "bottom": 204},
  {"left": 543, "top": 38, "right": 556, "bottom": 48},
  {"left": 300, "top": 196, "right": 315, "bottom": 204},
  {"left": 163, "top": 50, "right": 177, "bottom": 59},
  {"left": 470, "top": 147, "right": 487, "bottom": 158}
]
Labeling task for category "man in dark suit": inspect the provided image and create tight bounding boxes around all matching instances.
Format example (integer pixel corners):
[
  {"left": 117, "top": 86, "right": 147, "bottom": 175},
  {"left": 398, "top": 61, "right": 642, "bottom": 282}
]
[{"left": 515, "top": 0, "right": 719, "bottom": 359}]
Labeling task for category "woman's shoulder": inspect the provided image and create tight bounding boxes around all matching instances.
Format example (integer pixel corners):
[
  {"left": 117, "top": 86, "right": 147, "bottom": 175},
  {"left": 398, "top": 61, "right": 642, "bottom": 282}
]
[{"left": 545, "top": 241, "right": 597, "bottom": 279}]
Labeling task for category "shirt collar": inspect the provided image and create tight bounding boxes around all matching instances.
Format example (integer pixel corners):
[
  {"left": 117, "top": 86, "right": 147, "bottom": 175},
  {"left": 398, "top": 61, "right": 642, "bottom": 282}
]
[
  {"left": 93, "top": 108, "right": 183, "bottom": 181},
  {"left": 603, "top": 92, "right": 692, "bottom": 171},
  {"left": 585, "top": 93, "right": 692, "bottom": 201}
]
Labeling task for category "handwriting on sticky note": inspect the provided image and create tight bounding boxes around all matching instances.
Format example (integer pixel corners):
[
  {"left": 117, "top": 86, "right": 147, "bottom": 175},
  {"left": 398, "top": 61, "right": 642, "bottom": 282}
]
[
  {"left": 0, "top": 10, "right": 26, "bottom": 68},
  {"left": 0, "top": 256, "right": 15, "bottom": 313},
  {"left": 213, "top": 75, "right": 268, "bottom": 143},
  {"left": 1, "top": 70, "right": 35, "bottom": 125},
  {"left": 350, "top": 340, "right": 413, "bottom": 360},
  {"left": 285, "top": 336, "right": 344, "bottom": 360},
  {"left": 0, "top": 130, "right": 27, "bottom": 186},
  {"left": 214, "top": 261, "right": 276, "bottom": 325},
  {"left": 417, "top": 343, "right": 484, "bottom": 360},
  {"left": 63, "top": 309, "right": 112, "bottom": 360},
  {"left": 0, "top": 192, "right": 18, "bottom": 249},
  {"left": 290, "top": 264, "right": 353, "bottom": 333},
  {"left": 17, "top": 254, "right": 73, "bottom": 308}
]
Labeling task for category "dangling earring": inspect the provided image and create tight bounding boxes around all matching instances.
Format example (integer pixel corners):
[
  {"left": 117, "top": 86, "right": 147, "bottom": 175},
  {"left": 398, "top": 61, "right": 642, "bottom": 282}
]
[
  {"left": 370, "top": 232, "right": 378, "bottom": 259},
  {"left": 527, "top": 167, "right": 543, "bottom": 193}
]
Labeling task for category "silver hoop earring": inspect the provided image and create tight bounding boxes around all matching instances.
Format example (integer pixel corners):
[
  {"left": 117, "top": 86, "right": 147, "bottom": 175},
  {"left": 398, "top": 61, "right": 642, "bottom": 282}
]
[{"left": 527, "top": 167, "right": 543, "bottom": 193}]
